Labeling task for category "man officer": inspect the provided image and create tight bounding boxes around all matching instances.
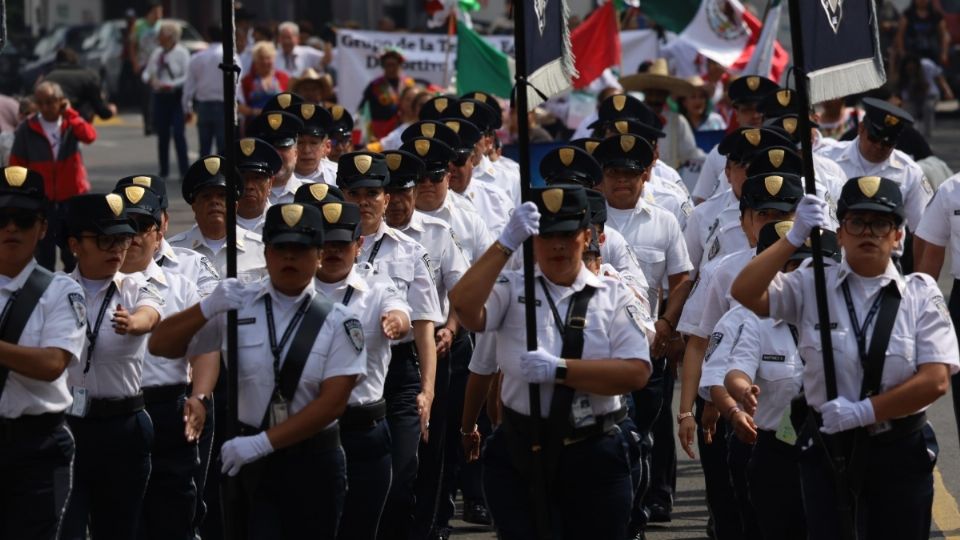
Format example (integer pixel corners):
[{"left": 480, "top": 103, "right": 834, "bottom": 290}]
[{"left": 235, "top": 137, "right": 282, "bottom": 234}]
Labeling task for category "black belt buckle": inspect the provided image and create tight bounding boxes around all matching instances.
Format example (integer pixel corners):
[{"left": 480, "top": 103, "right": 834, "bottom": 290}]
[{"left": 865, "top": 420, "right": 892, "bottom": 436}]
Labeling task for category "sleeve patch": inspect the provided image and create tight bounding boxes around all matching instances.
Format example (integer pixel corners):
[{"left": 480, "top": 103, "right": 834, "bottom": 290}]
[
  {"left": 933, "top": 296, "right": 951, "bottom": 323},
  {"left": 344, "top": 319, "right": 365, "bottom": 352},
  {"left": 199, "top": 256, "right": 221, "bottom": 279},
  {"left": 68, "top": 293, "right": 87, "bottom": 329},
  {"left": 139, "top": 284, "right": 165, "bottom": 306},
  {"left": 625, "top": 304, "right": 648, "bottom": 334},
  {"left": 921, "top": 176, "right": 934, "bottom": 196},
  {"left": 704, "top": 331, "right": 723, "bottom": 363},
  {"left": 707, "top": 236, "right": 720, "bottom": 261}
]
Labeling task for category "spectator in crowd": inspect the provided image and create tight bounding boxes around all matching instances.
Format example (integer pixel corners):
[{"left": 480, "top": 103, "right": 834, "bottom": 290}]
[
  {"left": 877, "top": 0, "right": 901, "bottom": 71},
  {"left": 184, "top": 25, "right": 227, "bottom": 156},
  {"left": 276, "top": 21, "right": 327, "bottom": 78},
  {"left": 377, "top": 87, "right": 426, "bottom": 152},
  {"left": 678, "top": 76, "right": 728, "bottom": 132},
  {"left": 291, "top": 68, "right": 337, "bottom": 106},
  {"left": 359, "top": 49, "right": 416, "bottom": 139},
  {"left": 236, "top": 6, "right": 257, "bottom": 75},
  {"left": 143, "top": 21, "right": 191, "bottom": 181},
  {"left": 10, "top": 81, "right": 96, "bottom": 271},
  {"left": 239, "top": 41, "right": 290, "bottom": 125},
  {"left": 817, "top": 97, "right": 859, "bottom": 140},
  {"left": 898, "top": 54, "right": 955, "bottom": 138},
  {"left": 44, "top": 47, "right": 117, "bottom": 123},
  {"left": 0, "top": 93, "right": 19, "bottom": 166},
  {"left": 131, "top": 0, "right": 163, "bottom": 135},
  {"left": 895, "top": 0, "right": 950, "bottom": 68}
]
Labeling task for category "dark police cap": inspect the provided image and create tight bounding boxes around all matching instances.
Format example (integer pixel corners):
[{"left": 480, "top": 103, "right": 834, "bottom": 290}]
[
  {"left": 327, "top": 105, "right": 354, "bottom": 138},
  {"left": 401, "top": 120, "right": 461, "bottom": 150},
  {"left": 739, "top": 173, "right": 803, "bottom": 212},
  {"left": 746, "top": 146, "right": 803, "bottom": 177},
  {"left": 182, "top": 155, "right": 236, "bottom": 205},
  {"left": 66, "top": 193, "right": 135, "bottom": 236},
  {"left": 762, "top": 115, "right": 803, "bottom": 143},
  {"left": 452, "top": 98, "right": 498, "bottom": 133},
  {"left": 757, "top": 220, "right": 840, "bottom": 262},
  {"left": 593, "top": 134, "right": 655, "bottom": 171},
  {"left": 318, "top": 201, "right": 362, "bottom": 242},
  {"left": 0, "top": 166, "right": 45, "bottom": 211},
  {"left": 296, "top": 103, "right": 334, "bottom": 138},
  {"left": 540, "top": 146, "right": 603, "bottom": 188},
  {"left": 460, "top": 91, "right": 503, "bottom": 129},
  {"left": 837, "top": 176, "right": 905, "bottom": 223},
  {"left": 383, "top": 150, "right": 426, "bottom": 189},
  {"left": 718, "top": 128, "right": 794, "bottom": 163},
  {"left": 759, "top": 88, "right": 801, "bottom": 119},
  {"left": 728, "top": 76, "right": 779, "bottom": 104},
  {"left": 237, "top": 137, "right": 282, "bottom": 177},
  {"left": 533, "top": 185, "right": 590, "bottom": 233},
  {"left": 594, "top": 94, "right": 657, "bottom": 126},
  {"left": 419, "top": 95, "right": 459, "bottom": 121},
  {"left": 252, "top": 111, "right": 304, "bottom": 148},
  {"left": 293, "top": 182, "right": 345, "bottom": 208},
  {"left": 115, "top": 174, "right": 167, "bottom": 210},
  {"left": 861, "top": 97, "right": 913, "bottom": 145},
  {"left": 262, "top": 203, "right": 324, "bottom": 246},
  {"left": 113, "top": 183, "right": 162, "bottom": 223},
  {"left": 439, "top": 118, "right": 482, "bottom": 150},
  {"left": 336, "top": 152, "right": 390, "bottom": 189},
  {"left": 603, "top": 118, "right": 665, "bottom": 145},
  {"left": 400, "top": 138, "right": 456, "bottom": 175},
  {"left": 585, "top": 188, "right": 607, "bottom": 225},
  {"left": 570, "top": 137, "right": 602, "bottom": 156},
  {"left": 261, "top": 92, "right": 305, "bottom": 114}
]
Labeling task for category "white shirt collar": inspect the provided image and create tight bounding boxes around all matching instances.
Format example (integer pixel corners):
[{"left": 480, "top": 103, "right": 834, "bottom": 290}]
[
  {"left": 0, "top": 259, "right": 39, "bottom": 292},
  {"left": 534, "top": 263, "right": 606, "bottom": 294},
  {"left": 835, "top": 258, "right": 906, "bottom": 294},
  {"left": 253, "top": 278, "right": 317, "bottom": 303}
]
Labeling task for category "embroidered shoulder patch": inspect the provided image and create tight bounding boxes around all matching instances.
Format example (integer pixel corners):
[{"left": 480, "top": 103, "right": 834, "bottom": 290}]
[
  {"left": 704, "top": 331, "right": 723, "bottom": 363},
  {"left": 68, "top": 293, "right": 87, "bottom": 329},
  {"left": 199, "top": 256, "right": 220, "bottom": 279},
  {"left": 932, "top": 296, "right": 951, "bottom": 323},
  {"left": 707, "top": 237, "right": 721, "bottom": 261},
  {"left": 344, "top": 319, "right": 364, "bottom": 352},
  {"left": 625, "top": 304, "right": 648, "bottom": 334},
  {"left": 921, "top": 176, "right": 934, "bottom": 196},
  {"left": 139, "top": 284, "right": 165, "bottom": 306}
]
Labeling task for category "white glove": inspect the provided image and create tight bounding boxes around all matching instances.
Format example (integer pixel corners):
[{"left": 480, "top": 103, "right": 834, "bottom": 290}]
[
  {"left": 497, "top": 202, "right": 541, "bottom": 252},
  {"left": 200, "top": 278, "right": 246, "bottom": 319},
  {"left": 819, "top": 396, "right": 876, "bottom": 434},
  {"left": 220, "top": 432, "right": 274, "bottom": 476},
  {"left": 518, "top": 347, "right": 562, "bottom": 384},
  {"left": 786, "top": 194, "right": 829, "bottom": 248}
]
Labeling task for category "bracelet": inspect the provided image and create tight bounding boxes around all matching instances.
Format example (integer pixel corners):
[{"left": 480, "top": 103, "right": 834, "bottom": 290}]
[
  {"left": 460, "top": 424, "right": 478, "bottom": 436},
  {"left": 727, "top": 406, "right": 742, "bottom": 421},
  {"left": 493, "top": 240, "right": 514, "bottom": 257},
  {"left": 658, "top": 317, "right": 675, "bottom": 331},
  {"left": 676, "top": 411, "right": 694, "bottom": 424}
]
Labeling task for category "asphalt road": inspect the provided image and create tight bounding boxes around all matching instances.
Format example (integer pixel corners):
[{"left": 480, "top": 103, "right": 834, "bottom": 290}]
[{"left": 80, "top": 112, "right": 960, "bottom": 539}]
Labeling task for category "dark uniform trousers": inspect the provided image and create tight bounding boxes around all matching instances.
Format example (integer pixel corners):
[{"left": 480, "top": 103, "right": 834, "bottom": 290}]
[
  {"left": 747, "top": 430, "right": 805, "bottom": 540},
  {"left": 480, "top": 421, "right": 634, "bottom": 540},
  {"left": 946, "top": 281, "right": 960, "bottom": 446},
  {"left": 62, "top": 409, "right": 154, "bottom": 540},
  {"left": 138, "top": 387, "right": 200, "bottom": 540},
  {"left": 338, "top": 418, "right": 393, "bottom": 540},
  {"left": 199, "top": 367, "right": 228, "bottom": 540},
  {"left": 725, "top": 432, "right": 761, "bottom": 539},
  {"left": 412, "top": 339, "right": 451, "bottom": 540},
  {"left": 627, "top": 356, "right": 667, "bottom": 531},
  {"left": 378, "top": 342, "right": 423, "bottom": 540},
  {"left": 645, "top": 363, "right": 678, "bottom": 512},
  {"left": 0, "top": 414, "right": 74, "bottom": 540},
  {"left": 695, "top": 396, "right": 743, "bottom": 540},
  {"left": 799, "top": 423, "right": 937, "bottom": 540}
]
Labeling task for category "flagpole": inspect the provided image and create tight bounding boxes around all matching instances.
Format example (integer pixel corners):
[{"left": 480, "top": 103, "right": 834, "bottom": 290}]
[
  {"left": 787, "top": 2, "right": 854, "bottom": 539},
  {"left": 443, "top": 11, "right": 455, "bottom": 89},
  {"left": 512, "top": 1, "right": 551, "bottom": 538}
]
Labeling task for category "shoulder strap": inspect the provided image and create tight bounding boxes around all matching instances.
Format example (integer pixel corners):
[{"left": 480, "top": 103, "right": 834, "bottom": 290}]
[
  {"left": 547, "top": 285, "right": 598, "bottom": 433},
  {"left": 277, "top": 293, "right": 335, "bottom": 402},
  {"left": 0, "top": 267, "right": 55, "bottom": 401},
  {"left": 859, "top": 283, "right": 902, "bottom": 400}
]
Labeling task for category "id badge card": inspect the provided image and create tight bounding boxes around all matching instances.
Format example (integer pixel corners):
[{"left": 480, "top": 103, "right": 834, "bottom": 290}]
[
  {"left": 67, "top": 387, "right": 89, "bottom": 418},
  {"left": 570, "top": 393, "right": 596, "bottom": 429},
  {"left": 775, "top": 407, "right": 798, "bottom": 446},
  {"left": 269, "top": 396, "right": 289, "bottom": 428}
]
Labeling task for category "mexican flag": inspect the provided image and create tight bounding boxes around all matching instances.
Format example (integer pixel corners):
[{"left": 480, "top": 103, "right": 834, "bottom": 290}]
[
  {"left": 734, "top": 0, "right": 789, "bottom": 82},
  {"left": 642, "top": 0, "right": 753, "bottom": 67},
  {"left": 455, "top": 22, "right": 515, "bottom": 99},
  {"left": 571, "top": 1, "right": 621, "bottom": 88}
]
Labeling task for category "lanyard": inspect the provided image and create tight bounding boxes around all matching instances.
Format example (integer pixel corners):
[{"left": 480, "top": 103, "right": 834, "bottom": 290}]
[
  {"left": 84, "top": 282, "right": 117, "bottom": 374},
  {"left": 538, "top": 276, "right": 574, "bottom": 335},
  {"left": 342, "top": 286, "right": 355, "bottom": 306},
  {"left": 366, "top": 236, "right": 385, "bottom": 265},
  {"left": 840, "top": 280, "right": 885, "bottom": 365},
  {"left": 263, "top": 294, "right": 312, "bottom": 391}
]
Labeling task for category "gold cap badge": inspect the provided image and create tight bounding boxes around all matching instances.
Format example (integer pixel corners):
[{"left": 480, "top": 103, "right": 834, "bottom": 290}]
[
  {"left": 461, "top": 102, "right": 475, "bottom": 117},
  {"left": 435, "top": 98, "right": 448, "bottom": 113},
  {"left": 542, "top": 188, "right": 564, "bottom": 213},
  {"left": 330, "top": 106, "right": 344, "bottom": 121},
  {"left": 4, "top": 167, "right": 27, "bottom": 187},
  {"left": 322, "top": 203, "right": 342, "bottom": 224},
  {"left": 620, "top": 135, "right": 635, "bottom": 153},
  {"left": 776, "top": 90, "right": 791, "bottom": 107},
  {"left": 445, "top": 121, "right": 460, "bottom": 134},
  {"left": 421, "top": 124, "right": 436, "bottom": 138},
  {"left": 124, "top": 186, "right": 146, "bottom": 204},
  {"left": 132, "top": 175, "right": 152, "bottom": 187},
  {"left": 386, "top": 153, "right": 403, "bottom": 171},
  {"left": 240, "top": 138, "right": 256, "bottom": 157},
  {"left": 105, "top": 193, "right": 124, "bottom": 217},
  {"left": 768, "top": 149, "right": 785, "bottom": 168},
  {"left": 764, "top": 175, "right": 784, "bottom": 196},
  {"left": 858, "top": 176, "right": 881, "bottom": 198},
  {"left": 301, "top": 104, "right": 315, "bottom": 119},
  {"left": 309, "top": 183, "right": 329, "bottom": 201},
  {"left": 281, "top": 204, "right": 304, "bottom": 227},
  {"left": 612, "top": 95, "right": 627, "bottom": 111},
  {"left": 746, "top": 76, "right": 760, "bottom": 91},
  {"left": 783, "top": 118, "right": 797, "bottom": 134},
  {"left": 353, "top": 154, "right": 373, "bottom": 174},
  {"left": 744, "top": 129, "right": 761, "bottom": 146},
  {"left": 267, "top": 114, "right": 283, "bottom": 131},
  {"left": 415, "top": 139, "right": 431, "bottom": 156},
  {"left": 559, "top": 148, "right": 575, "bottom": 166},
  {"left": 277, "top": 94, "right": 292, "bottom": 109},
  {"left": 884, "top": 114, "right": 900, "bottom": 126},
  {"left": 203, "top": 157, "right": 221, "bottom": 175},
  {"left": 774, "top": 220, "right": 794, "bottom": 238}
]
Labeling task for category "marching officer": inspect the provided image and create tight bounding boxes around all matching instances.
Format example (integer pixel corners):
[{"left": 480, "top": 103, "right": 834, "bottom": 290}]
[
  {"left": 336, "top": 151, "right": 444, "bottom": 539},
  {"left": 327, "top": 104, "right": 355, "bottom": 165},
  {"left": 168, "top": 155, "right": 266, "bottom": 283},
  {"left": 60, "top": 192, "right": 164, "bottom": 540},
  {"left": 235, "top": 137, "right": 282, "bottom": 234},
  {"left": 0, "top": 166, "right": 87, "bottom": 539},
  {"left": 733, "top": 178, "right": 959, "bottom": 540},
  {"left": 454, "top": 97, "right": 520, "bottom": 207},
  {"left": 250, "top": 110, "right": 306, "bottom": 206},
  {"left": 313, "top": 200, "right": 412, "bottom": 540},
  {"left": 294, "top": 103, "right": 337, "bottom": 185},
  {"left": 451, "top": 185, "right": 651, "bottom": 539},
  {"left": 150, "top": 203, "right": 367, "bottom": 539}
]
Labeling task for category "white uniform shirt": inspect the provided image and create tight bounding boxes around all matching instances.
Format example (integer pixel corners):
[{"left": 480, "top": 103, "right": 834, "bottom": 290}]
[
  {"left": 459, "top": 180, "right": 514, "bottom": 237},
  {"left": 168, "top": 225, "right": 267, "bottom": 284},
  {"left": 269, "top": 176, "right": 306, "bottom": 206},
  {"left": 360, "top": 221, "right": 444, "bottom": 326},
  {"left": 421, "top": 192, "right": 495, "bottom": 264},
  {"left": 684, "top": 189, "right": 740, "bottom": 277},
  {"left": 473, "top": 154, "right": 521, "bottom": 209},
  {"left": 379, "top": 122, "right": 411, "bottom": 152},
  {"left": 915, "top": 173, "right": 960, "bottom": 278},
  {"left": 606, "top": 198, "right": 693, "bottom": 314},
  {"left": 0, "top": 262, "right": 87, "bottom": 417},
  {"left": 192, "top": 280, "right": 366, "bottom": 427},
  {"left": 236, "top": 211, "right": 267, "bottom": 236},
  {"left": 316, "top": 269, "right": 410, "bottom": 406},
  {"left": 644, "top": 180, "right": 694, "bottom": 231},
  {"left": 697, "top": 304, "right": 752, "bottom": 400},
  {"left": 67, "top": 271, "right": 164, "bottom": 399},
  {"left": 182, "top": 43, "right": 225, "bottom": 113},
  {"left": 277, "top": 45, "right": 325, "bottom": 78},
  {"left": 600, "top": 227, "right": 649, "bottom": 291},
  {"left": 653, "top": 160, "right": 691, "bottom": 195},
  {"left": 695, "top": 247, "right": 754, "bottom": 337},
  {"left": 692, "top": 145, "right": 726, "bottom": 202},
  {"left": 142, "top": 44, "right": 191, "bottom": 90},
  {"left": 769, "top": 260, "right": 960, "bottom": 411},
  {"left": 320, "top": 159, "right": 338, "bottom": 184},
  {"left": 295, "top": 167, "right": 336, "bottom": 187},
  {"left": 475, "top": 266, "right": 651, "bottom": 417},
  {"left": 155, "top": 238, "right": 220, "bottom": 297},
  {"left": 726, "top": 310, "right": 804, "bottom": 431},
  {"left": 395, "top": 211, "right": 470, "bottom": 321},
  {"left": 139, "top": 260, "right": 199, "bottom": 387}
]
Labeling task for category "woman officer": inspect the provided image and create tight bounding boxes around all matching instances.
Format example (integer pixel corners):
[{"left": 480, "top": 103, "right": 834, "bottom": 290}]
[
  {"left": 451, "top": 185, "right": 651, "bottom": 539},
  {"left": 732, "top": 179, "right": 960, "bottom": 540}
]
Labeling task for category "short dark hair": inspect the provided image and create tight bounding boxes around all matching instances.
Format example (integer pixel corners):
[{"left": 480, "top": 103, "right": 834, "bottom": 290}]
[
  {"left": 55, "top": 47, "right": 79, "bottom": 65},
  {"left": 206, "top": 25, "right": 223, "bottom": 42}
]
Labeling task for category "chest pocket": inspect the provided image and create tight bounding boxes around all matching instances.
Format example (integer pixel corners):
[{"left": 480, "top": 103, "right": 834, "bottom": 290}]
[
  {"left": 757, "top": 350, "right": 799, "bottom": 382},
  {"left": 881, "top": 335, "right": 916, "bottom": 392},
  {"left": 633, "top": 248, "right": 666, "bottom": 286},
  {"left": 381, "top": 260, "right": 415, "bottom": 294},
  {"left": 237, "top": 329, "right": 266, "bottom": 379}
]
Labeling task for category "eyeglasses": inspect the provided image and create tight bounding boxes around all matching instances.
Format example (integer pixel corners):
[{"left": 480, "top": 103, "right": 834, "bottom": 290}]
[
  {"left": 865, "top": 132, "right": 895, "bottom": 148},
  {"left": 80, "top": 234, "right": 134, "bottom": 251},
  {"left": 842, "top": 217, "right": 896, "bottom": 237},
  {"left": 414, "top": 171, "right": 446, "bottom": 184},
  {"left": 0, "top": 210, "right": 41, "bottom": 230}
]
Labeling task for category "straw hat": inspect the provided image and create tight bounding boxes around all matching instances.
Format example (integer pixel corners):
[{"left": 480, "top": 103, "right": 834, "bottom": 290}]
[
  {"left": 619, "top": 59, "right": 695, "bottom": 97},
  {"left": 291, "top": 68, "right": 333, "bottom": 94}
]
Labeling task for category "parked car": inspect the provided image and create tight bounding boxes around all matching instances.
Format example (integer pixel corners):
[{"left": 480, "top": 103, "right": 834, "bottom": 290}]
[
  {"left": 81, "top": 19, "right": 207, "bottom": 102},
  {"left": 0, "top": 42, "right": 25, "bottom": 95},
  {"left": 21, "top": 24, "right": 97, "bottom": 94}
]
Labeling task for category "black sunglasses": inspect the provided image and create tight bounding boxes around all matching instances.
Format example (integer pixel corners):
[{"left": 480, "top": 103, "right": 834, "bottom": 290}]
[
  {"left": 451, "top": 152, "right": 471, "bottom": 167},
  {"left": 866, "top": 131, "right": 896, "bottom": 148},
  {"left": 0, "top": 210, "right": 41, "bottom": 230},
  {"left": 79, "top": 234, "right": 134, "bottom": 251},
  {"left": 415, "top": 171, "right": 446, "bottom": 184}
]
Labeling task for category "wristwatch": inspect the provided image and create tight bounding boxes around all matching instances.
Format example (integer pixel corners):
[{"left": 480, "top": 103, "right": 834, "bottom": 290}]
[
  {"left": 554, "top": 358, "right": 568, "bottom": 384},
  {"left": 493, "top": 240, "right": 514, "bottom": 256},
  {"left": 676, "top": 411, "right": 694, "bottom": 425}
]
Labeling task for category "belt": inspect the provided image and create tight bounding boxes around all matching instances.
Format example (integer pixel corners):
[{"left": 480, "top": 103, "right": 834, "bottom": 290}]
[
  {"left": 340, "top": 400, "right": 386, "bottom": 431},
  {"left": 238, "top": 423, "right": 341, "bottom": 453},
  {"left": 502, "top": 406, "right": 627, "bottom": 447},
  {"left": 0, "top": 412, "right": 65, "bottom": 442},
  {"left": 86, "top": 394, "right": 145, "bottom": 419},
  {"left": 390, "top": 342, "right": 418, "bottom": 363},
  {"left": 811, "top": 411, "right": 927, "bottom": 445},
  {"left": 142, "top": 383, "right": 188, "bottom": 405}
]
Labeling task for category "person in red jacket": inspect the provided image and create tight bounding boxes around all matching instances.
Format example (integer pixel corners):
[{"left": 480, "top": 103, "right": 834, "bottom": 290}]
[{"left": 10, "top": 80, "right": 96, "bottom": 271}]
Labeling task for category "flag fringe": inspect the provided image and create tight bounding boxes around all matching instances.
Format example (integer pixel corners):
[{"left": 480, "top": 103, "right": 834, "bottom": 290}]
[
  {"left": 808, "top": 58, "right": 885, "bottom": 104},
  {"left": 561, "top": 0, "right": 579, "bottom": 81}
]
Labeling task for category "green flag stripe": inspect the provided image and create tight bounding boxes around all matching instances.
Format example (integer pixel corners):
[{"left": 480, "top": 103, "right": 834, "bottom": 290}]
[
  {"left": 637, "top": 0, "right": 702, "bottom": 33},
  {"left": 455, "top": 23, "right": 514, "bottom": 99}
]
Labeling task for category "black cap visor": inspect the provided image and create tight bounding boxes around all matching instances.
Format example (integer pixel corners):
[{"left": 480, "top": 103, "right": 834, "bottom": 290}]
[
  {"left": 539, "top": 213, "right": 589, "bottom": 234},
  {"left": 0, "top": 193, "right": 45, "bottom": 211},
  {"left": 339, "top": 177, "right": 387, "bottom": 189},
  {"left": 322, "top": 227, "right": 360, "bottom": 243},
  {"left": 265, "top": 230, "right": 321, "bottom": 246},
  {"left": 603, "top": 160, "right": 646, "bottom": 172},
  {"left": 750, "top": 199, "right": 798, "bottom": 213},
  {"left": 841, "top": 201, "right": 904, "bottom": 222},
  {"left": 94, "top": 218, "right": 136, "bottom": 236},
  {"left": 864, "top": 121, "right": 900, "bottom": 145}
]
